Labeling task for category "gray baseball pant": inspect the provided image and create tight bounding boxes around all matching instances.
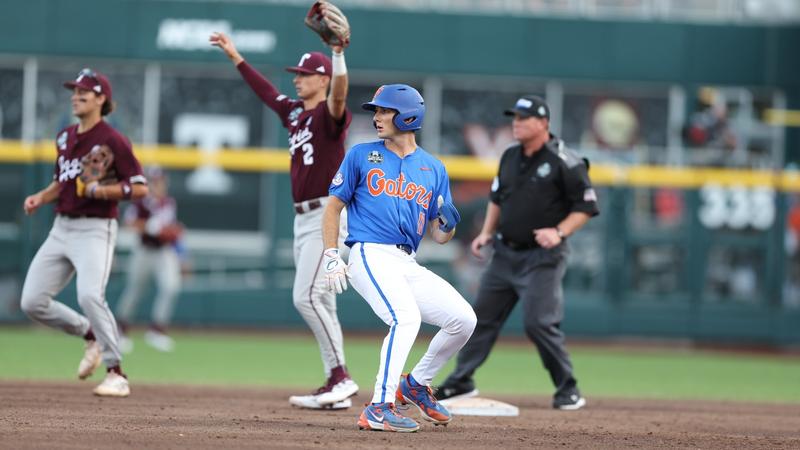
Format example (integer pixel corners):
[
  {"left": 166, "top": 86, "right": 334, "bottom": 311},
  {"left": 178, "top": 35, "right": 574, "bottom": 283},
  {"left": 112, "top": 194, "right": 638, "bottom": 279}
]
[
  {"left": 292, "top": 197, "right": 348, "bottom": 377},
  {"left": 20, "top": 216, "right": 122, "bottom": 367},
  {"left": 444, "top": 241, "right": 579, "bottom": 397},
  {"left": 116, "top": 243, "right": 181, "bottom": 327}
]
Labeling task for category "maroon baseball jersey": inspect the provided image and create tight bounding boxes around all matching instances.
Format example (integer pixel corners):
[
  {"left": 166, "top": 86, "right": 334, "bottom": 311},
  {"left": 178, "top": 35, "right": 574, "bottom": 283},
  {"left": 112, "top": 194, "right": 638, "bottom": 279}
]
[
  {"left": 125, "top": 196, "right": 178, "bottom": 248},
  {"left": 53, "top": 120, "right": 145, "bottom": 218},
  {"left": 238, "top": 61, "right": 352, "bottom": 203}
]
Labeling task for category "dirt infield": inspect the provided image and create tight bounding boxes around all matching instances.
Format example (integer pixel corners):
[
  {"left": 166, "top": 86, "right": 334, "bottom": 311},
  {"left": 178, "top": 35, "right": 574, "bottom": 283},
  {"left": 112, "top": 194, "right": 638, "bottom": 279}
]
[{"left": 1, "top": 381, "right": 799, "bottom": 449}]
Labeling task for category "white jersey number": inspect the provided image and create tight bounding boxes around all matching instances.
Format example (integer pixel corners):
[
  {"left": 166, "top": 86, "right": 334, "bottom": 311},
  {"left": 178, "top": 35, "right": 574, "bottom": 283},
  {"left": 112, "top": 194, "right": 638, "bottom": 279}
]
[{"left": 302, "top": 143, "right": 314, "bottom": 165}]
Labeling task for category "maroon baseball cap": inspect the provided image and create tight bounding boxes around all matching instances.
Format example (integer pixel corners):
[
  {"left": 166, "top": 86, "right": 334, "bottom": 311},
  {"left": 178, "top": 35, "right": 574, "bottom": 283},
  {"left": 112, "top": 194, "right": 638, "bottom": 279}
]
[
  {"left": 285, "top": 52, "right": 332, "bottom": 77},
  {"left": 63, "top": 68, "right": 112, "bottom": 102}
]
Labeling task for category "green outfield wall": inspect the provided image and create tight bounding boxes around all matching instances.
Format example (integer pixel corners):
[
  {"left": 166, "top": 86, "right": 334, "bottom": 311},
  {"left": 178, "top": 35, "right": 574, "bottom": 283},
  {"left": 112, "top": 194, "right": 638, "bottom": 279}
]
[
  {"left": 0, "top": 144, "right": 799, "bottom": 345},
  {"left": 0, "top": 2, "right": 798, "bottom": 343},
  {"left": 1, "top": 0, "right": 797, "bottom": 84}
]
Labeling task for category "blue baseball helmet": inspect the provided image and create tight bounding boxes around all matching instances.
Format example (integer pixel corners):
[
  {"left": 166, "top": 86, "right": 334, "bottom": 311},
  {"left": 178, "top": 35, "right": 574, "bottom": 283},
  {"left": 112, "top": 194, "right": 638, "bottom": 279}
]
[{"left": 362, "top": 84, "right": 425, "bottom": 131}]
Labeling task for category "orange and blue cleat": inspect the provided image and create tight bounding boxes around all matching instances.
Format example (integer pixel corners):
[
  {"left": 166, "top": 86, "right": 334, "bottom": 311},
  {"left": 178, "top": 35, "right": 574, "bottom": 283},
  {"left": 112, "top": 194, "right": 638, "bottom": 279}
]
[
  {"left": 396, "top": 373, "right": 452, "bottom": 425},
  {"left": 357, "top": 402, "right": 420, "bottom": 432}
]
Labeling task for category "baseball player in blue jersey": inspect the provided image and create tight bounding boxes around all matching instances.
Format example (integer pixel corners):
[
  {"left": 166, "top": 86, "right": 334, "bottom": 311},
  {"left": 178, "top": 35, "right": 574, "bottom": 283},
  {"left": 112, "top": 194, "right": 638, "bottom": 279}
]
[{"left": 322, "top": 84, "right": 477, "bottom": 432}]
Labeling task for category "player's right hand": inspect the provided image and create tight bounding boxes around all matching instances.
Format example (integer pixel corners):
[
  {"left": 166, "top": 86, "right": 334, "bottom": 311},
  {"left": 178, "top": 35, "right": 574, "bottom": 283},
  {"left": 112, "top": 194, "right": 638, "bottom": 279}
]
[
  {"left": 209, "top": 32, "right": 244, "bottom": 65},
  {"left": 436, "top": 195, "right": 461, "bottom": 233},
  {"left": 23, "top": 194, "right": 43, "bottom": 216},
  {"left": 323, "top": 248, "right": 349, "bottom": 294},
  {"left": 470, "top": 232, "right": 494, "bottom": 259}
]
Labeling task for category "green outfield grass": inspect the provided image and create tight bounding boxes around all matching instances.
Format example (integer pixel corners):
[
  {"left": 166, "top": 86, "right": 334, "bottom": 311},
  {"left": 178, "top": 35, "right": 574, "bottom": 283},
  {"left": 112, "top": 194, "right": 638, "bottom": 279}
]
[{"left": 1, "top": 326, "right": 798, "bottom": 404}]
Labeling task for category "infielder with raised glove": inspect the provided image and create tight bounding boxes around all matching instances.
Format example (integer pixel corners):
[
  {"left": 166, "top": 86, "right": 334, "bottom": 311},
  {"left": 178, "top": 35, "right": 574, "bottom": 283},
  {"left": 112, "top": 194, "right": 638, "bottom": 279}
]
[
  {"left": 322, "top": 84, "right": 477, "bottom": 432},
  {"left": 116, "top": 166, "right": 184, "bottom": 354},
  {"left": 210, "top": 1, "right": 358, "bottom": 410},
  {"left": 305, "top": 0, "right": 351, "bottom": 48},
  {"left": 20, "top": 68, "right": 148, "bottom": 397}
]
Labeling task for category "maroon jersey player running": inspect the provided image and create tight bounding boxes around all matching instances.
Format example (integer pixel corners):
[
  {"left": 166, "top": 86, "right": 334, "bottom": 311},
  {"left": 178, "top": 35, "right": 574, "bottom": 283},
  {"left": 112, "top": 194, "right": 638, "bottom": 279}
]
[
  {"left": 211, "top": 25, "right": 358, "bottom": 409},
  {"left": 20, "top": 68, "right": 148, "bottom": 397}
]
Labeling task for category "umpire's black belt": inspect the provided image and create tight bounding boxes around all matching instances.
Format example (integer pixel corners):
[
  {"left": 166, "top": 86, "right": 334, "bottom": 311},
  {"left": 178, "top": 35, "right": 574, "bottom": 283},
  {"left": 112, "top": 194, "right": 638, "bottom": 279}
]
[
  {"left": 294, "top": 198, "right": 323, "bottom": 214},
  {"left": 499, "top": 235, "right": 539, "bottom": 251},
  {"left": 396, "top": 244, "right": 413, "bottom": 255}
]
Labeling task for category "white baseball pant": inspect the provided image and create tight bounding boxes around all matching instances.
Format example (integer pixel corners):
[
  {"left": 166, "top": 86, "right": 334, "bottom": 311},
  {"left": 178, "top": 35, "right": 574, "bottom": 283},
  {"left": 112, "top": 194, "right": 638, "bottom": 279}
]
[
  {"left": 20, "top": 216, "right": 122, "bottom": 367},
  {"left": 293, "top": 196, "right": 349, "bottom": 377},
  {"left": 116, "top": 243, "right": 181, "bottom": 327},
  {"left": 348, "top": 242, "right": 477, "bottom": 404}
]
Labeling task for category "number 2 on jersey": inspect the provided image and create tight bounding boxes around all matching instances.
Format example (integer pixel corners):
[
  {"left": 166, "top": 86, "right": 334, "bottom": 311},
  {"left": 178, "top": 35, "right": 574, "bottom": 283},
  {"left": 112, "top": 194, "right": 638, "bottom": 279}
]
[{"left": 302, "top": 143, "right": 314, "bottom": 165}]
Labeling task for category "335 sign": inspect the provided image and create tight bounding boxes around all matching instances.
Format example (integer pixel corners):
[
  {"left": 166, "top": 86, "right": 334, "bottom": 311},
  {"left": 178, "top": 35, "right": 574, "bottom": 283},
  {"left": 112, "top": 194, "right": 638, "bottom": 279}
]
[{"left": 698, "top": 184, "right": 775, "bottom": 230}]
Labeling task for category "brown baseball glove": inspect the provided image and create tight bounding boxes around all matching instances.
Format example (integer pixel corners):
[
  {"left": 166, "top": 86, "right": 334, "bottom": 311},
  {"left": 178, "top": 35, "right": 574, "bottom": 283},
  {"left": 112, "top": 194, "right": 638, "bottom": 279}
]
[
  {"left": 305, "top": 1, "right": 350, "bottom": 48},
  {"left": 158, "top": 223, "right": 184, "bottom": 244},
  {"left": 76, "top": 144, "right": 115, "bottom": 198}
]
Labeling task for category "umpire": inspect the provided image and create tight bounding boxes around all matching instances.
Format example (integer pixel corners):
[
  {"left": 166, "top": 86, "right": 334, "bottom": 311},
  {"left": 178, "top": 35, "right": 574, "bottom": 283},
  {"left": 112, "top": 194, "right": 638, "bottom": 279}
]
[{"left": 436, "top": 95, "right": 599, "bottom": 410}]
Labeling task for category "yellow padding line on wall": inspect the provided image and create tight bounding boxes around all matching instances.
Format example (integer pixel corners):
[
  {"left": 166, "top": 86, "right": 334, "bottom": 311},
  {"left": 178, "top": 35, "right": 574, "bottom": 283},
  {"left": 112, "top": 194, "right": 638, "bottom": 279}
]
[{"left": 2, "top": 140, "right": 799, "bottom": 191}]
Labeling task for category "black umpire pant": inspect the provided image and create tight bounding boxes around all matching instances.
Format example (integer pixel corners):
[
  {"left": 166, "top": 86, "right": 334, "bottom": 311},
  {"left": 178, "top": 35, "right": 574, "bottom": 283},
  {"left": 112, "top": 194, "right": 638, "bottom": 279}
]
[{"left": 443, "top": 240, "right": 579, "bottom": 398}]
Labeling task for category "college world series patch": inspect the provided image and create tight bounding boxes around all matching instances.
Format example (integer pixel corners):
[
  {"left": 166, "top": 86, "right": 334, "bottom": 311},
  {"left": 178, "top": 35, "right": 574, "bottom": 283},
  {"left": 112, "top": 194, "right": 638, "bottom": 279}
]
[{"left": 536, "top": 162, "right": 551, "bottom": 178}]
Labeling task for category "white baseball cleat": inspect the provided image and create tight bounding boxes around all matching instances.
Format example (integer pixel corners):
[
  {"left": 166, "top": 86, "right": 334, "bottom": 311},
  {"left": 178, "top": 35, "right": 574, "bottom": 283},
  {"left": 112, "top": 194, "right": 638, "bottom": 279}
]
[
  {"left": 316, "top": 378, "right": 359, "bottom": 405},
  {"left": 144, "top": 330, "right": 175, "bottom": 352},
  {"left": 77, "top": 340, "right": 102, "bottom": 380},
  {"left": 289, "top": 394, "right": 351, "bottom": 410},
  {"left": 118, "top": 335, "right": 134, "bottom": 354},
  {"left": 93, "top": 372, "right": 130, "bottom": 397}
]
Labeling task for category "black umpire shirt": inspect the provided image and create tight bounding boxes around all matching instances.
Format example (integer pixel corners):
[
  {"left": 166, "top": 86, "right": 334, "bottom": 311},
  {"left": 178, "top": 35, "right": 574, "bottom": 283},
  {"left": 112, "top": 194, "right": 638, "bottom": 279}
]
[{"left": 490, "top": 134, "right": 600, "bottom": 247}]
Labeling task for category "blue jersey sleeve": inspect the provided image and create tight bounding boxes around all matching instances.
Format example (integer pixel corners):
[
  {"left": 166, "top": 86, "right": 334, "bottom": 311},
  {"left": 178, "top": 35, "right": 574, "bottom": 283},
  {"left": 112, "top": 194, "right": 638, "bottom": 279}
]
[
  {"left": 427, "top": 163, "right": 453, "bottom": 222},
  {"left": 329, "top": 146, "right": 360, "bottom": 204}
]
